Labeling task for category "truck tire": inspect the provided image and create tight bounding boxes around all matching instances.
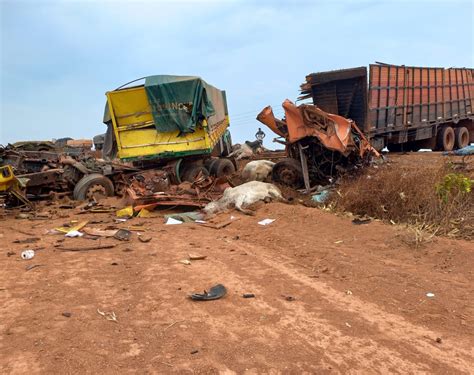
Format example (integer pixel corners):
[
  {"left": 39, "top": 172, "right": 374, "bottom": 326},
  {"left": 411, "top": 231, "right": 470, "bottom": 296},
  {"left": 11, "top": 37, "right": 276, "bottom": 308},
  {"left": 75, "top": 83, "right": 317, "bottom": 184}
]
[
  {"left": 210, "top": 158, "right": 235, "bottom": 177},
  {"left": 204, "top": 158, "right": 218, "bottom": 172},
  {"left": 454, "top": 127, "right": 469, "bottom": 149},
  {"left": 436, "top": 126, "right": 455, "bottom": 151},
  {"left": 272, "top": 158, "right": 303, "bottom": 188},
  {"left": 181, "top": 165, "right": 209, "bottom": 182},
  {"left": 73, "top": 173, "right": 114, "bottom": 201}
]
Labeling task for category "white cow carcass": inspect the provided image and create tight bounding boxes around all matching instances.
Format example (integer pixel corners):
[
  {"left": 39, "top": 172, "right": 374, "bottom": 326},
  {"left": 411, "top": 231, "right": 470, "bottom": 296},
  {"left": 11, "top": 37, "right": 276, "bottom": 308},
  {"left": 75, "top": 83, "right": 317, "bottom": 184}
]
[
  {"left": 241, "top": 160, "right": 275, "bottom": 182},
  {"left": 203, "top": 181, "right": 284, "bottom": 216},
  {"left": 228, "top": 143, "right": 254, "bottom": 160}
]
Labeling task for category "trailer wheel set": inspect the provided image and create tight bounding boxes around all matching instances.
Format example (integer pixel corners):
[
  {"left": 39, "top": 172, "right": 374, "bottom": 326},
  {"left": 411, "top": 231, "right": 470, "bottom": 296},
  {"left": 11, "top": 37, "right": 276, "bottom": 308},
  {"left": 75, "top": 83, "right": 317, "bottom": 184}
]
[{"left": 178, "top": 158, "right": 235, "bottom": 183}]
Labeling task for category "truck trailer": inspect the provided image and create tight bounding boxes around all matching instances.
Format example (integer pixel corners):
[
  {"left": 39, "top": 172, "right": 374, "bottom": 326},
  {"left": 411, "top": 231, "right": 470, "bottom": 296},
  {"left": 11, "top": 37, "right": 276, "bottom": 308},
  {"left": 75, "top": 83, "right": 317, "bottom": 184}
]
[{"left": 299, "top": 63, "right": 474, "bottom": 152}]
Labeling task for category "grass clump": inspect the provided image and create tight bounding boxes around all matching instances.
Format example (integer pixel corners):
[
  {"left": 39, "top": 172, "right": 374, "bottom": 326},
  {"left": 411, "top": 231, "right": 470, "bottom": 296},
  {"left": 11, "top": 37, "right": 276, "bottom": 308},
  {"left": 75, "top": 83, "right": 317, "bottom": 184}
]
[{"left": 332, "top": 163, "right": 473, "bottom": 239}]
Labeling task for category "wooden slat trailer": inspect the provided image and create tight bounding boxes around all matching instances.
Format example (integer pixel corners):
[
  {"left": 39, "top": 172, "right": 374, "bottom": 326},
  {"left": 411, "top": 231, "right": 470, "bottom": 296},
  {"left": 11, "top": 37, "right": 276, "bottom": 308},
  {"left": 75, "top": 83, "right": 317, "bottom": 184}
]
[{"left": 300, "top": 63, "right": 474, "bottom": 151}]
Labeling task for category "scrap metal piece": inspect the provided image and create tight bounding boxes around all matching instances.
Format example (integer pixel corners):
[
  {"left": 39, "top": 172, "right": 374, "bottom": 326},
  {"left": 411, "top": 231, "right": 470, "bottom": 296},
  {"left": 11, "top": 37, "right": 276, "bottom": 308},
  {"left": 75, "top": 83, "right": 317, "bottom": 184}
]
[
  {"left": 0, "top": 165, "right": 33, "bottom": 208},
  {"left": 298, "top": 144, "right": 311, "bottom": 192}
]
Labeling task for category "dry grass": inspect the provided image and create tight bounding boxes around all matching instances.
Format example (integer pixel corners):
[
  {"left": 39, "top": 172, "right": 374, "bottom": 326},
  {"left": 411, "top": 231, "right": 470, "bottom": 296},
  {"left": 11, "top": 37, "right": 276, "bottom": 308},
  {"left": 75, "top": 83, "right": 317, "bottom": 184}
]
[{"left": 331, "top": 162, "right": 474, "bottom": 240}]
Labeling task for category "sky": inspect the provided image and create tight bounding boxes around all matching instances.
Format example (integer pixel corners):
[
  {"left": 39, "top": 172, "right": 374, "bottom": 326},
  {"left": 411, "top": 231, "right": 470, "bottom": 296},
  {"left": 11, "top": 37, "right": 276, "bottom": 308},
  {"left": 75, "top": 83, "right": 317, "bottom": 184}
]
[{"left": 1, "top": 0, "right": 473, "bottom": 149}]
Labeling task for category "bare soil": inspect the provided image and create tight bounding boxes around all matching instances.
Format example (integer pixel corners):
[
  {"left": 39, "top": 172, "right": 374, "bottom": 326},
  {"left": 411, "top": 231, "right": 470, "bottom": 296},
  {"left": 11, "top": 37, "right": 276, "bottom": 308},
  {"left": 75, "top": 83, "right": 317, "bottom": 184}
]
[{"left": 0, "top": 152, "right": 473, "bottom": 374}]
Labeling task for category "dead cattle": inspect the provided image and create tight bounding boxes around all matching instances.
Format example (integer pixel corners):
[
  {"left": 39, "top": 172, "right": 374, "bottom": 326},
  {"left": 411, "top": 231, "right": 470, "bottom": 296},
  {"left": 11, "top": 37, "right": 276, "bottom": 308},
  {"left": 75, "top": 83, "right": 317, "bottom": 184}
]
[
  {"left": 228, "top": 143, "right": 254, "bottom": 160},
  {"left": 203, "top": 181, "right": 283, "bottom": 215},
  {"left": 242, "top": 160, "right": 275, "bottom": 182}
]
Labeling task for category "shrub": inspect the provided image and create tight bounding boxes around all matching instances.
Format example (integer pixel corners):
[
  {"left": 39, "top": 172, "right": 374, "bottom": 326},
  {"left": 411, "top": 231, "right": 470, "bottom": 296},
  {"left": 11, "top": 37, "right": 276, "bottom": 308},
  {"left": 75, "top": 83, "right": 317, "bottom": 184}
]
[{"left": 332, "top": 163, "right": 474, "bottom": 239}]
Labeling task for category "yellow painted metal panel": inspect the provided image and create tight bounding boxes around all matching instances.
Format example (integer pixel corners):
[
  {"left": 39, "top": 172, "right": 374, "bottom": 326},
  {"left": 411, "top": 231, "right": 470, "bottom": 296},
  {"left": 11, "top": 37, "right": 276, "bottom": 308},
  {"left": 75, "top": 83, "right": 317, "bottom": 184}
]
[
  {"left": 106, "top": 85, "right": 229, "bottom": 160},
  {"left": 107, "top": 86, "right": 153, "bottom": 130}
]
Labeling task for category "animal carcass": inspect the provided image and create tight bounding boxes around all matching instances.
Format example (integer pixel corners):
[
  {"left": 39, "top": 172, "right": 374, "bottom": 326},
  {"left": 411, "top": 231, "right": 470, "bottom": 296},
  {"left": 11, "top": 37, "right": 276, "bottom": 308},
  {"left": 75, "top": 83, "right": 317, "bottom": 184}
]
[
  {"left": 203, "top": 181, "right": 283, "bottom": 215},
  {"left": 241, "top": 160, "right": 275, "bottom": 182}
]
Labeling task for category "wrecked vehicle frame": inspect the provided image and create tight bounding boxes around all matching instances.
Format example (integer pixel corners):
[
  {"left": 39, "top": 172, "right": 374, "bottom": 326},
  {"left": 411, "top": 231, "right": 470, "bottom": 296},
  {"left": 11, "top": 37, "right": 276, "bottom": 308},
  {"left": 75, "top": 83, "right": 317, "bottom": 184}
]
[{"left": 257, "top": 100, "right": 379, "bottom": 191}]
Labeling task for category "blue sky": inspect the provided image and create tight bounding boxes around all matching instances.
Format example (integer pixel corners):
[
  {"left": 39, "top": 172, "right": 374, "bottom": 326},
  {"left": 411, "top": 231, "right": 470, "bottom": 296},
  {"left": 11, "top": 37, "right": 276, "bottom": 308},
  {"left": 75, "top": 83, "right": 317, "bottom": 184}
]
[{"left": 1, "top": 0, "right": 473, "bottom": 148}]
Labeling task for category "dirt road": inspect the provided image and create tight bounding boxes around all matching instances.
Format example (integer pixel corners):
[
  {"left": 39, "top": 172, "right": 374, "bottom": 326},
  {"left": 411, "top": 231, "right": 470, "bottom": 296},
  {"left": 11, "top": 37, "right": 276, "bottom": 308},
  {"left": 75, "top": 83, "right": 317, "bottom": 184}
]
[{"left": 1, "top": 200, "right": 473, "bottom": 374}]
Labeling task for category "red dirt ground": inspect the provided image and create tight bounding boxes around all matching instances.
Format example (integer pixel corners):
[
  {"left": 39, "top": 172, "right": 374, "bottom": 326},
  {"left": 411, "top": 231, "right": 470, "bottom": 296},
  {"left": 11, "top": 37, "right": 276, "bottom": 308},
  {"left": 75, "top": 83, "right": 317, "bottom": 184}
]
[{"left": 0, "top": 152, "right": 473, "bottom": 374}]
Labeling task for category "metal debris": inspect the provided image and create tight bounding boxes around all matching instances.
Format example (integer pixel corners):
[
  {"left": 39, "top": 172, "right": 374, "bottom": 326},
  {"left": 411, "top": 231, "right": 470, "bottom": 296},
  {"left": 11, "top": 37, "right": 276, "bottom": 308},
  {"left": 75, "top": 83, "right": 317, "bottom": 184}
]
[{"left": 257, "top": 100, "right": 380, "bottom": 189}]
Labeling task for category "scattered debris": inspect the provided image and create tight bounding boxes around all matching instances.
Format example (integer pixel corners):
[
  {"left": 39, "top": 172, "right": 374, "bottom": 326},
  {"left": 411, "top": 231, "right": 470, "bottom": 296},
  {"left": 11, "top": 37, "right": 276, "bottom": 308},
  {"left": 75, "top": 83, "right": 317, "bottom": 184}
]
[
  {"left": 114, "top": 229, "right": 132, "bottom": 241},
  {"left": 436, "top": 337, "right": 443, "bottom": 344},
  {"left": 282, "top": 295, "right": 295, "bottom": 301},
  {"left": 65, "top": 230, "right": 83, "bottom": 238},
  {"left": 426, "top": 292, "right": 435, "bottom": 298},
  {"left": 312, "top": 189, "right": 331, "bottom": 203},
  {"left": 0, "top": 164, "right": 33, "bottom": 208},
  {"left": 56, "top": 244, "right": 116, "bottom": 252},
  {"left": 97, "top": 308, "right": 118, "bottom": 323},
  {"left": 138, "top": 235, "right": 152, "bottom": 243},
  {"left": 200, "top": 216, "right": 239, "bottom": 229},
  {"left": 7, "top": 251, "right": 16, "bottom": 257},
  {"left": 25, "top": 264, "right": 43, "bottom": 271},
  {"left": 83, "top": 228, "right": 118, "bottom": 237},
  {"left": 442, "top": 144, "right": 474, "bottom": 157},
  {"left": 13, "top": 237, "right": 40, "bottom": 244},
  {"left": 165, "top": 212, "right": 204, "bottom": 223},
  {"left": 258, "top": 218, "right": 275, "bottom": 226},
  {"left": 242, "top": 293, "right": 255, "bottom": 298},
  {"left": 179, "top": 259, "right": 192, "bottom": 265},
  {"left": 188, "top": 253, "right": 206, "bottom": 260},
  {"left": 62, "top": 312, "right": 72, "bottom": 318},
  {"left": 163, "top": 320, "right": 185, "bottom": 332},
  {"left": 137, "top": 208, "right": 154, "bottom": 218},
  {"left": 190, "top": 284, "right": 227, "bottom": 301},
  {"left": 21, "top": 249, "right": 35, "bottom": 260},
  {"left": 55, "top": 220, "right": 89, "bottom": 234},
  {"left": 166, "top": 217, "right": 183, "bottom": 225},
  {"left": 190, "top": 349, "right": 199, "bottom": 355},
  {"left": 117, "top": 206, "right": 134, "bottom": 218}
]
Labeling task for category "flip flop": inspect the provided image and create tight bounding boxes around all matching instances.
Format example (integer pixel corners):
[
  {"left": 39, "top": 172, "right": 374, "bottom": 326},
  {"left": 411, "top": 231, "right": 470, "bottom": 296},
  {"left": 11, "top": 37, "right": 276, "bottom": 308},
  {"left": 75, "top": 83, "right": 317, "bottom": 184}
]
[{"left": 190, "top": 284, "right": 227, "bottom": 301}]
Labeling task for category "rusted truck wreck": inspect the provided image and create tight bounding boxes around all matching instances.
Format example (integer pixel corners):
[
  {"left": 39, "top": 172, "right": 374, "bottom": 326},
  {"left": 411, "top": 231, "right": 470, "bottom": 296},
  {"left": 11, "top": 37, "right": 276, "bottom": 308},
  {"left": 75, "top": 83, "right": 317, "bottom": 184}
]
[{"left": 257, "top": 100, "right": 379, "bottom": 190}]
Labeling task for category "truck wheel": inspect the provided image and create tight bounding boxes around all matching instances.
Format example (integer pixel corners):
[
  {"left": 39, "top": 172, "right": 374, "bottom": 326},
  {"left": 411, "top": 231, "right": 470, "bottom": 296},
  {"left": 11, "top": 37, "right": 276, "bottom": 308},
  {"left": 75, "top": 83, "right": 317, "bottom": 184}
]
[
  {"left": 181, "top": 165, "right": 209, "bottom": 182},
  {"left": 73, "top": 173, "right": 114, "bottom": 201},
  {"left": 436, "top": 126, "right": 455, "bottom": 151},
  {"left": 210, "top": 158, "right": 235, "bottom": 177},
  {"left": 454, "top": 127, "right": 469, "bottom": 149},
  {"left": 204, "top": 158, "right": 218, "bottom": 172},
  {"left": 272, "top": 158, "right": 303, "bottom": 188}
]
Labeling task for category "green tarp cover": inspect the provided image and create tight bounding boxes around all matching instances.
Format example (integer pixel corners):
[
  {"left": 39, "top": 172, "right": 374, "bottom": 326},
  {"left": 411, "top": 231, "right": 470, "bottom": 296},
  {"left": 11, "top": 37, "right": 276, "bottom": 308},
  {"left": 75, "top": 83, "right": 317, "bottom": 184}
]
[{"left": 144, "top": 75, "right": 226, "bottom": 134}]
